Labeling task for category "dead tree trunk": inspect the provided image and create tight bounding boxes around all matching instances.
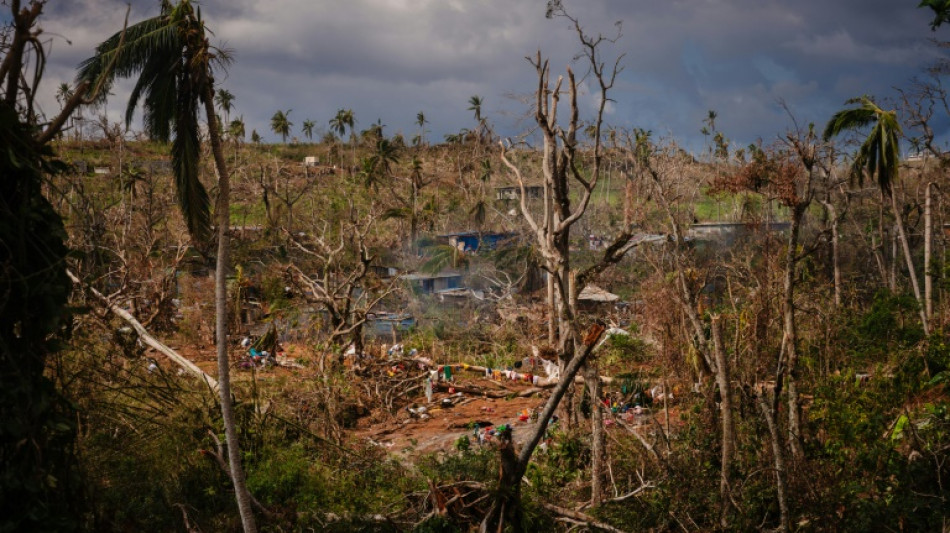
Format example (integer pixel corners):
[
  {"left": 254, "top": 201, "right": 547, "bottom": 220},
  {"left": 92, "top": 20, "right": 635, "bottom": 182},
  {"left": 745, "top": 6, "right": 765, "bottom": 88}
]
[
  {"left": 586, "top": 360, "right": 605, "bottom": 506},
  {"left": 891, "top": 189, "right": 929, "bottom": 334},
  {"left": 820, "top": 199, "right": 842, "bottom": 308},
  {"left": 481, "top": 325, "right": 606, "bottom": 532},
  {"left": 547, "top": 272, "right": 557, "bottom": 346},
  {"left": 784, "top": 200, "right": 807, "bottom": 460},
  {"left": 925, "top": 182, "right": 934, "bottom": 323},
  {"left": 758, "top": 392, "right": 791, "bottom": 533},
  {"left": 479, "top": 426, "right": 523, "bottom": 533},
  {"left": 711, "top": 316, "right": 734, "bottom": 528},
  {"left": 494, "top": 9, "right": 628, "bottom": 525}
]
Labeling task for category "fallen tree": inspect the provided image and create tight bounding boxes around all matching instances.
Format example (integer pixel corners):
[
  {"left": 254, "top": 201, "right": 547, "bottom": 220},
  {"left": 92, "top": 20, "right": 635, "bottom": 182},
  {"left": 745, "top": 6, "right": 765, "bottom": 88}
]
[
  {"left": 412, "top": 345, "right": 622, "bottom": 388},
  {"left": 66, "top": 269, "right": 218, "bottom": 391}
]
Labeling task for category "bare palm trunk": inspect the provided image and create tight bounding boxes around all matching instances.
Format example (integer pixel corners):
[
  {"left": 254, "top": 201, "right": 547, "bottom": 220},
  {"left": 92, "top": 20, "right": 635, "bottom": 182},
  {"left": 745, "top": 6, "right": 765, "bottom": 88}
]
[
  {"left": 891, "top": 191, "right": 929, "bottom": 334},
  {"left": 205, "top": 88, "right": 258, "bottom": 533}
]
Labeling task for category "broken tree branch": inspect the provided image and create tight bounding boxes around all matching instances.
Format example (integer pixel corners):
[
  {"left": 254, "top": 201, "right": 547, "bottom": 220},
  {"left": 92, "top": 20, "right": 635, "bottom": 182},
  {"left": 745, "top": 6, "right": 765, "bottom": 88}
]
[{"left": 540, "top": 502, "right": 629, "bottom": 533}]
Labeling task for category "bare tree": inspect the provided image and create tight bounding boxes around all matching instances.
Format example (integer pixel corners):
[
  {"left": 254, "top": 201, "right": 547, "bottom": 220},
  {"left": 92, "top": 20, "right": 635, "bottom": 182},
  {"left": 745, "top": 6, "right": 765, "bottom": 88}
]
[
  {"left": 287, "top": 215, "right": 399, "bottom": 362},
  {"left": 639, "top": 141, "right": 741, "bottom": 521},
  {"left": 490, "top": 6, "right": 641, "bottom": 526},
  {"left": 779, "top": 123, "right": 827, "bottom": 459}
]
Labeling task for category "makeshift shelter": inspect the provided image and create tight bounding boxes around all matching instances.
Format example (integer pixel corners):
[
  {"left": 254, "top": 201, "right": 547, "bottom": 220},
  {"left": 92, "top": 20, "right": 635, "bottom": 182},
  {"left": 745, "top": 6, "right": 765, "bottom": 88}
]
[{"left": 578, "top": 286, "right": 620, "bottom": 311}]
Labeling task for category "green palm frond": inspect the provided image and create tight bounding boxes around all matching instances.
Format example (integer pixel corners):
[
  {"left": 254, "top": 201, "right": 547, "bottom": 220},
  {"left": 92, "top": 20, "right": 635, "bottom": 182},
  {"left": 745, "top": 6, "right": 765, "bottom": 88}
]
[
  {"left": 215, "top": 89, "right": 234, "bottom": 114},
  {"left": 920, "top": 0, "right": 950, "bottom": 30},
  {"left": 824, "top": 95, "right": 902, "bottom": 196},
  {"left": 302, "top": 119, "right": 315, "bottom": 140},
  {"left": 172, "top": 80, "right": 211, "bottom": 243},
  {"left": 78, "top": 0, "right": 214, "bottom": 244},
  {"left": 822, "top": 107, "right": 875, "bottom": 142},
  {"left": 77, "top": 9, "right": 181, "bottom": 100},
  {"left": 271, "top": 109, "right": 292, "bottom": 142},
  {"left": 134, "top": 53, "right": 179, "bottom": 140}
]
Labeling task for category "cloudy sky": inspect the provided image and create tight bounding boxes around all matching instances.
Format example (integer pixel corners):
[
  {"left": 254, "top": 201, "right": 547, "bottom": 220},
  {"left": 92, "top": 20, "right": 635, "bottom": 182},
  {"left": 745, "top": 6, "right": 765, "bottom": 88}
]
[{"left": 29, "top": 0, "right": 948, "bottom": 151}]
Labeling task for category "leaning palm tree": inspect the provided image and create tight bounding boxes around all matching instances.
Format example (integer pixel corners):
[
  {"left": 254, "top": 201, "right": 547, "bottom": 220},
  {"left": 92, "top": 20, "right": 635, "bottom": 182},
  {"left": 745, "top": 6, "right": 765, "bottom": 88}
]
[
  {"left": 77, "top": 1, "right": 258, "bottom": 531},
  {"left": 301, "top": 119, "right": 315, "bottom": 141},
  {"left": 271, "top": 109, "right": 292, "bottom": 143},
  {"left": 824, "top": 95, "right": 928, "bottom": 334}
]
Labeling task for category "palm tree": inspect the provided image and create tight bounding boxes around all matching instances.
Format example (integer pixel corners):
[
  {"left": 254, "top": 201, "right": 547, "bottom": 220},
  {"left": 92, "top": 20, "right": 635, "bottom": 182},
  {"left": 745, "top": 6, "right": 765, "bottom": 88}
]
[
  {"left": 364, "top": 137, "right": 400, "bottom": 189},
  {"left": 216, "top": 88, "right": 234, "bottom": 126},
  {"left": 700, "top": 126, "right": 711, "bottom": 159},
  {"left": 271, "top": 109, "right": 292, "bottom": 143},
  {"left": 78, "top": 2, "right": 258, "bottom": 531},
  {"left": 329, "top": 108, "right": 356, "bottom": 171},
  {"left": 416, "top": 111, "right": 427, "bottom": 147},
  {"left": 360, "top": 119, "right": 384, "bottom": 147},
  {"left": 55, "top": 83, "right": 74, "bottom": 140},
  {"left": 251, "top": 129, "right": 261, "bottom": 144},
  {"left": 228, "top": 116, "right": 245, "bottom": 142},
  {"left": 301, "top": 119, "right": 315, "bottom": 141},
  {"left": 468, "top": 95, "right": 483, "bottom": 123},
  {"left": 921, "top": 0, "right": 950, "bottom": 29},
  {"left": 468, "top": 95, "right": 485, "bottom": 142},
  {"left": 55, "top": 83, "right": 72, "bottom": 109},
  {"left": 329, "top": 108, "right": 355, "bottom": 141},
  {"left": 824, "top": 95, "right": 928, "bottom": 334},
  {"left": 704, "top": 109, "right": 718, "bottom": 132}
]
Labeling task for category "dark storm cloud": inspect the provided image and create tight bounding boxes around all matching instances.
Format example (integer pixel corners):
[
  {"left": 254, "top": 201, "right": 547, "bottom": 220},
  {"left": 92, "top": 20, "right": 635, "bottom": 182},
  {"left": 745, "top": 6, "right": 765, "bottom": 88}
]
[{"left": 32, "top": 0, "right": 945, "bottom": 150}]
